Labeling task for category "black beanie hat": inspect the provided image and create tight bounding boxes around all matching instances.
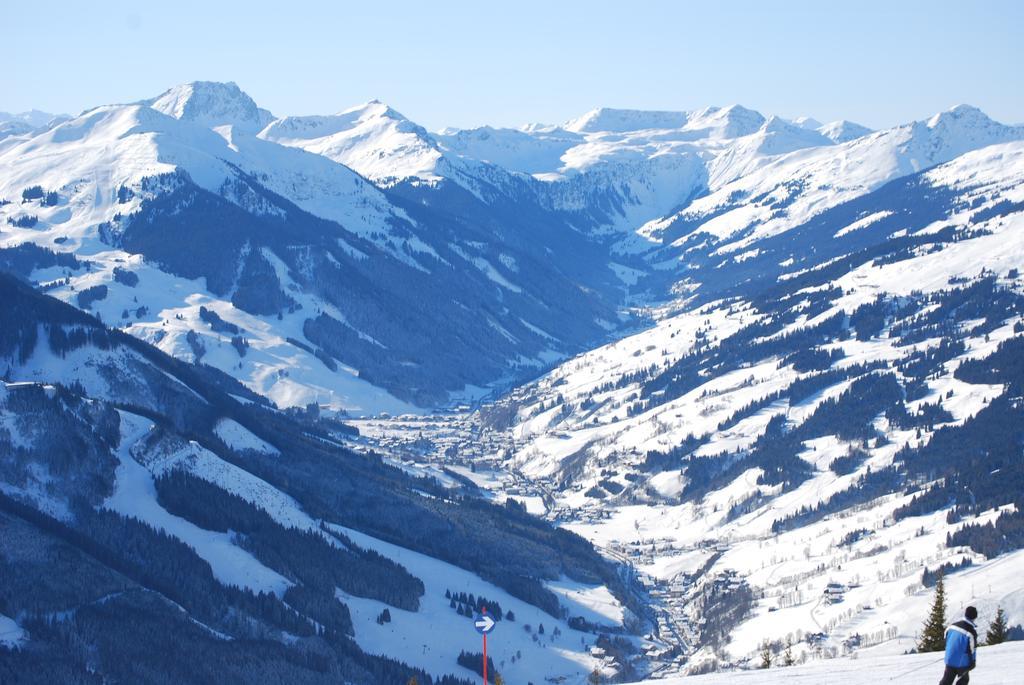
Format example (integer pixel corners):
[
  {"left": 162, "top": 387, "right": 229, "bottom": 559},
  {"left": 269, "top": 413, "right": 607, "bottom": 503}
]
[{"left": 966, "top": 606, "right": 978, "bottom": 621}]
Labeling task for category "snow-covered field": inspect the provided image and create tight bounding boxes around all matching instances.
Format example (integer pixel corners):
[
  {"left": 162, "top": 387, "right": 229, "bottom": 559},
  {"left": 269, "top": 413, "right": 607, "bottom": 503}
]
[{"left": 627, "top": 642, "right": 1024, "bottom": 685}]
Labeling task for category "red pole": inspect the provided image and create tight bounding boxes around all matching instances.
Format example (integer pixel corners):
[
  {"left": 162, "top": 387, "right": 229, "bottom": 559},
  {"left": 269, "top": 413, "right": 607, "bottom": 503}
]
[{"left": 482, "top": 607, "right": 488, "bottom": 685}]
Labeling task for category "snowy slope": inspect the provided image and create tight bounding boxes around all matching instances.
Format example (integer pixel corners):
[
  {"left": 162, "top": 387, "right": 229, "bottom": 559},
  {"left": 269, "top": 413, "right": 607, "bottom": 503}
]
[
  {"left": 104, "top": 411, "right": 292, "bottom": 595},
  {"left": 329, "top": 524, "right": 615, "bottom": 685},
  {"left": 642, "top": 106, "right": 1024, "bottom": 253},
  {"left": 0, "top": 98, "right": 404, "bottom": 245},
  {"left": 0, "top": 102, "right": 419, "bottom": 413},
  {"left": 628, "top": 641, "right": 1024, "bottom": 685}
]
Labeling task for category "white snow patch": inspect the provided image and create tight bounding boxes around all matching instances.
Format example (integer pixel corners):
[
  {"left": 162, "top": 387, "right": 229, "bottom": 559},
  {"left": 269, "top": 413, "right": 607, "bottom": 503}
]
[
  {"left": 0, "top": 613, "right": 26, "bottom": 647},
  {"left": 104, "top": 411, "right": 291, "bottom": 595},
  {"left": 214, "top": 418, "right": 279, "bottom": 456}
]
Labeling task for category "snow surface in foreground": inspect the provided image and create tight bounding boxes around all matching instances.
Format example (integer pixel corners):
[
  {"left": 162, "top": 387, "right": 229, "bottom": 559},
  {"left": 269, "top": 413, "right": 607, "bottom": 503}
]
[{"left": 628, "top": 642, "right": 1024, "bottom": 685}]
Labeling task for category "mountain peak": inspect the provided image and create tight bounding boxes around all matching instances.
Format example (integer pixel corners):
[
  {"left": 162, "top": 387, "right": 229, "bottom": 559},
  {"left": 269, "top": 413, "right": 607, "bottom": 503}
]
[
  {"left": 751, "top": 115, "right": 833, "bottom": 154},
  {"left": 336, "top": 99, "right": 409, "bottom": 124},
  {"left": 817, "top": 119, "right": 873, "bottom": 143},
  {"left": 792, "top": 115, "right": 824, "bottom": 130},
  {"left": 685, "top": 104, "right": 766, "bottom": 138},
  {"left": 760, "top": 114, "right": 798, "bottom": 133},
  {"left": 147, "top": 81, "right": 274, "bottom": 133},
  {"left": 563, "top": 107, "right": 690, "bottom": 133},
  {"left": 926, "top": 104, "right": 995, "bottom": 130}
]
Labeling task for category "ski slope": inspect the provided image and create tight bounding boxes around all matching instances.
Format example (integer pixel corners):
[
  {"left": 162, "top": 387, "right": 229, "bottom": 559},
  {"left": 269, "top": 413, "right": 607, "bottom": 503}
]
[
  {"left": 328, "top": 523, "right": 618, "bottom": 685},
  {"left": 102, "top": 411, "right": 292, "bottom": 595},
  {"left": 627, "top": 642, "right": 1024, "bottom": 685}
]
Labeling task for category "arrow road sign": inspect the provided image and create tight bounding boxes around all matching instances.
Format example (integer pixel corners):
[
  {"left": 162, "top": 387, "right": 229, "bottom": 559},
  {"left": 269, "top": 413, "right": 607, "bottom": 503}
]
[{"left": 474, "top": 613, "right": 496, "bottom": 634}]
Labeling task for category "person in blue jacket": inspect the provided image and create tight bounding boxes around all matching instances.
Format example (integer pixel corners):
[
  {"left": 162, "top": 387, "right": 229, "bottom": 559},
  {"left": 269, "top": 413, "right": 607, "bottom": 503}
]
[{"left": 939, "top": 606, "right": 978, "bottom": 685}]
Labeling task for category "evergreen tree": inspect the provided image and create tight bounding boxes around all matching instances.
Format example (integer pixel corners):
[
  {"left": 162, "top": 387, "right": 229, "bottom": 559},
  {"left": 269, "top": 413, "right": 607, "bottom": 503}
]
[
  {"left": 986, "top": 606, "right": 1008, "bottom": 645},
  {"left": 587, "top": 668, "right": 602, "bottom": 685},
  {"left": 783, "top": 638, "right": 794, "bottom": 666},
  {"left": 918, "top": 572, "right": 947, "bottom": 652}
]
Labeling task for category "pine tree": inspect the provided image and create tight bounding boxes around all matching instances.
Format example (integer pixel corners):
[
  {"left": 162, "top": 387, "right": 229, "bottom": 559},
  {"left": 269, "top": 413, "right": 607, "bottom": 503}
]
[
  {"left": 918, "top": 572, "right": 947, "bottom": 652},
  {"left": 588, "top": 668, "right": 602, "bottom": 685},
  {"left": 986, "top": 606, "right": 1008, "bottom": 645},
  {"left": 783, "top": 638, "right": 795, "bottom": 666}
]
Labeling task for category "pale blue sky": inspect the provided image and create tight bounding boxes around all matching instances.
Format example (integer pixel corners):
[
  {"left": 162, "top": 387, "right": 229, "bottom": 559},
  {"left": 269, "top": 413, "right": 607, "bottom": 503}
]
[{"left": 4, "top": 1, "right": 1022, "bottom": 131}]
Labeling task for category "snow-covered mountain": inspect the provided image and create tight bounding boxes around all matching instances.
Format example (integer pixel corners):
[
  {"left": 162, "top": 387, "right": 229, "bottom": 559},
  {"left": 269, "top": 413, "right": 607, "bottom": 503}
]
[
  {"left": 265, "top": 101, "right": 842, "bottom": 246},
  {"left": 145, "top": 81, "right": 276, "bottom": 133},
  {"left": 638, "top": 105, "right": 1024, "bottom": 266},
  {"left": 0, "top": 110, "right": 68, "bottom": 143},
  {"left": 3, "top": 82, "right": 1024, "bottom": 682},
  {"left": 818, "top": 119, "right": 873, "bottom": 143},
  {"left": 0, "top": 83, "right": 625, "bottom": 410},
  {"left": 0, "top": 110, "right": 62, "bottom": 129},
  {"left": 3, "top": 82, "right": 1022, "bottom": 415},
  {"left": 260, "top": 100, "right": 445, "bottom": 182}
]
